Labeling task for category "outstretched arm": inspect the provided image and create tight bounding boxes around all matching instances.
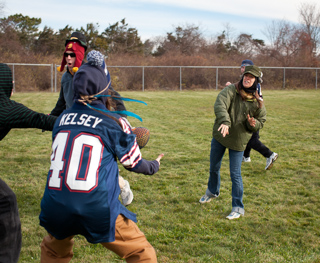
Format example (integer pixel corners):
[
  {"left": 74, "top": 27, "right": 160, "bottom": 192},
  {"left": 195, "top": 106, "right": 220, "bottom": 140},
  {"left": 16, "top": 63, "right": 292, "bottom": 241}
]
[
  {"left": 126, "top": 154, "right": 164, "bottom": 175},
  {"left": 1, "top": 100, "right": 57, "bottom": 131}
]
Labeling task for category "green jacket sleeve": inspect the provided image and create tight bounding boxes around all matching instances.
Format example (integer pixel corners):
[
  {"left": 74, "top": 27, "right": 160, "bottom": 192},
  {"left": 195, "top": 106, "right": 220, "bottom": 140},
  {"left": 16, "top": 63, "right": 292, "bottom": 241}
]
[
  {"left": 213, "top": 85, "right": 235, "bottom": 128},
  {"left": 245, "top": 104, "right": 267, "bottom": 132}
]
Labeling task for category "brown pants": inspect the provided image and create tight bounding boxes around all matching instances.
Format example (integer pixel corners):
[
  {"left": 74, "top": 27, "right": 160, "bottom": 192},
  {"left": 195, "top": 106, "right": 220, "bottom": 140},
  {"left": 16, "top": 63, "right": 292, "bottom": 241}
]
[{"left": 40, "top": 214, "right": 157, "bottom": 263}]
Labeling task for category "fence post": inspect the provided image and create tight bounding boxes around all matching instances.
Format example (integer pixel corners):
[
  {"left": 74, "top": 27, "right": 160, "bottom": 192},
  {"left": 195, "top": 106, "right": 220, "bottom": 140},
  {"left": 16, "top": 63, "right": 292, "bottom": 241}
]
[
  {"left": 55, "top": 64, "right": 57, "bottom": 92},
  {"left": 216, "top": 68, "right": 218, "bottom": 90},
  {"left": 180, "top": 67, "right": 182, "bottom": 91},
  {"left": 51, "top": 64, "right": 53, "bottom": 92},
  {"left": 142, "top": 67, "right": 144, "bottom": 92},
  {"left": 316, "top": 69, "right": 318, "bottom": 90},
  {"left": 283, "top": 68, "right": 286, "bottom": 89}
]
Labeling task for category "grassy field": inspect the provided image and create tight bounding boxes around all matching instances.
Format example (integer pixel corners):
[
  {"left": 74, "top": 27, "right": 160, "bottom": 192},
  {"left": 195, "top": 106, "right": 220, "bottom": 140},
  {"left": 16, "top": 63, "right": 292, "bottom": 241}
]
[{"left": 1, "top": 90, "right": 320, "bottom": 263}]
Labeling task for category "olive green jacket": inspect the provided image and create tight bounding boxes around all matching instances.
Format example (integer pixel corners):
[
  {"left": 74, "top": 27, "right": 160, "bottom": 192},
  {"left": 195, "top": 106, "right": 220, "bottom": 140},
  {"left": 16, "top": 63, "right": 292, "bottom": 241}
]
[{"left": 212, "top": 84, "right": 267, "bottom": 151}]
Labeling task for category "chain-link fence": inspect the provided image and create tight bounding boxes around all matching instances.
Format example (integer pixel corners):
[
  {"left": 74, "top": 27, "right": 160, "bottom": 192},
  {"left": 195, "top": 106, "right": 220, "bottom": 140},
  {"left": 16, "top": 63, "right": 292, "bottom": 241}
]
[{"left": 5, "top": 63, "right": 320, "bottom": 92}]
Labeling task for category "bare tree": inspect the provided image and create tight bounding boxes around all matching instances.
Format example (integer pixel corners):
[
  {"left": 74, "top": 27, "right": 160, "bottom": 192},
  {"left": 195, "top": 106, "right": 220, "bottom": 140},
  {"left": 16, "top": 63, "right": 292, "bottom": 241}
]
[
  {"left": 299, "top": 2, "right": 320, "bottom": 56},
  {"left": 264, "top": 20, "right": 311, "bottom": 66}
]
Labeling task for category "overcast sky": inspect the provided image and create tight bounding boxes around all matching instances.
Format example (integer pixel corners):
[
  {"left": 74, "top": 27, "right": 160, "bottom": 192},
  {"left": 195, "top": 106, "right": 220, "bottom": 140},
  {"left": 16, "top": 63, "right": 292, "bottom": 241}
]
[{"left": 3, "top": 0, "right": 314, "bottom": 43}]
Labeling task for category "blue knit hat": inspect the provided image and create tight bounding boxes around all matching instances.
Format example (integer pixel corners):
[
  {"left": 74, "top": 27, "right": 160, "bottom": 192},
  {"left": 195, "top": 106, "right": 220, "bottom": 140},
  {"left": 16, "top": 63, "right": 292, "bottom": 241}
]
[
  {"left": 87, "top": 50, "right": 111, "bottom": 84},
  {"left": 241, "top": 59, "right": 254, "bottom": 67},
  {"left": 73, "top": 50, "right": 110, "bottom": 105},
  {"left": 87, "top": 50, "right": 105, "bottom": 67},
  {"left": 74, "top": 50, "right": 148, "bottom": 121}
]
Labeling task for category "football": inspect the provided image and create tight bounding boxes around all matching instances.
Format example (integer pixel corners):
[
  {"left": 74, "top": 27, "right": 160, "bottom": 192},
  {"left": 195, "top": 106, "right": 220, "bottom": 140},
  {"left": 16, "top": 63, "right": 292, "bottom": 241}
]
[{"left": 132, "top": 127, "right": 150, "bottom": 149}]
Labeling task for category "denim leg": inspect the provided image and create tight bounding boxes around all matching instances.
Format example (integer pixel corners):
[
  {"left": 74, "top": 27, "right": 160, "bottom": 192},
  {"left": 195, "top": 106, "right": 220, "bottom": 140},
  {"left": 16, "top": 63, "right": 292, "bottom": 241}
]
[
  {"left": 207, "top": 138, "right": 226, "bottom": 196},
  {"left": 229, "top": 149, "right": 245, "bottom": 215}
]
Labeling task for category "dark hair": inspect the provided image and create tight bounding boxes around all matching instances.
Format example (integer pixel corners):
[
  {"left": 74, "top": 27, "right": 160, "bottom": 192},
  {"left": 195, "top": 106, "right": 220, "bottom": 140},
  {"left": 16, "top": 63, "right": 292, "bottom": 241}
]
[{"left": 237, "top": 76, "right": 264, "bottom": 108}]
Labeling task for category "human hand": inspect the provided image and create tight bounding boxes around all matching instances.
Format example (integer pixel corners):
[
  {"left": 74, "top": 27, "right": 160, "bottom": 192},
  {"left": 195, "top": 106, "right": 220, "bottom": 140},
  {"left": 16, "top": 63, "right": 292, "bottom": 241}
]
[
  {"left": 218, "top": 124, "right": 229, "bottom": 137},
  {"left": 247, "top": 114, "right": 256, "bottom": 127},
  {"left": 156, "top": 153, "right": 164, "bottom": 165},
  {"left": 225, "top": 81, "right": 231, "bottom": 86}
]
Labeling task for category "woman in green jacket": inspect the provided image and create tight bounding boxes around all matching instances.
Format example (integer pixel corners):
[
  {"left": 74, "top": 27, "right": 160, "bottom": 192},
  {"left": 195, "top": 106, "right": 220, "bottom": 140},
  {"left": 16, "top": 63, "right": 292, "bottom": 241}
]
[{"left": 199, "top": 65, "right": 266, "bottom": 220}]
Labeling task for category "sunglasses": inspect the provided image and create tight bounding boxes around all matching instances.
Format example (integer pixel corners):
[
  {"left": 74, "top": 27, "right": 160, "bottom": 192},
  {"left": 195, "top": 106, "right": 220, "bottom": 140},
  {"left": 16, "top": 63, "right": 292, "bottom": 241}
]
[{"left": 64, "top": 52, "right": 76, "bottom": 58}]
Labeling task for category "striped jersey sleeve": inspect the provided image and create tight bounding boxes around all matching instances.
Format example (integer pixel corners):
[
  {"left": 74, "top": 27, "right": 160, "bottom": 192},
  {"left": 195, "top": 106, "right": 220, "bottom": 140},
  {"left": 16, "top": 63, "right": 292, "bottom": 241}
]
[
  {"left": 0, "top": 100, "right": 57, "bottom": 134},
  {"left": 118, "top": 117, "right": 142, "bottom": 168}
]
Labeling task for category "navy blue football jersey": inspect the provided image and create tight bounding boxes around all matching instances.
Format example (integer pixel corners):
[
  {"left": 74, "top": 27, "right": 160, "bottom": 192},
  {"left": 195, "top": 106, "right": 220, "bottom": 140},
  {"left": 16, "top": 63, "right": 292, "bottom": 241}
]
[{"left": 40, "top": 103, "right": 140, "bottom": 243}]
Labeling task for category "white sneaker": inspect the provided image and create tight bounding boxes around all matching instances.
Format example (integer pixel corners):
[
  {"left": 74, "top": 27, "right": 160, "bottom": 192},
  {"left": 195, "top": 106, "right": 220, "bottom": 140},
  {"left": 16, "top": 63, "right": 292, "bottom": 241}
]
[
  {"left": 226, "top": 211, "right": 241, "bottom": 220},
  {"left": 199, "top": 189, "right": 219, "bottom": 204},
  {"left": 199, "top": 194, "right": 217, "bottom": 204},
  {"left": 265, "top": 152, "right": 278, "bottom": 170},
  {"left": 242, "top": 156, "right": 251, "bottom": 162},
  {"left": 120, "top": 180, "right": 134, "bottom": 206}
]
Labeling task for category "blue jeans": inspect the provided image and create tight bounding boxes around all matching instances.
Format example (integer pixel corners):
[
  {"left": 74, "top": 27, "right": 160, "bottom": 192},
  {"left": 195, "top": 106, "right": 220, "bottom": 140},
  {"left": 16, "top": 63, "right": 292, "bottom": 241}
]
[{"left": 207, "top": 138, "right": 245, "bottom": 215}]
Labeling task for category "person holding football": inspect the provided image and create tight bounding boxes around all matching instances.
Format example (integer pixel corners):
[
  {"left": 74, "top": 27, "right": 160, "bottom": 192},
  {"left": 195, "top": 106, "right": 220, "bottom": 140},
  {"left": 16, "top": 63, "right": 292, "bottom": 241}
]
[
  {"left": 39, "top": 51, "right": 164, "bottom": 262},
  {"left": 50, "top": 32, "right": 135, "bottom": 206}
]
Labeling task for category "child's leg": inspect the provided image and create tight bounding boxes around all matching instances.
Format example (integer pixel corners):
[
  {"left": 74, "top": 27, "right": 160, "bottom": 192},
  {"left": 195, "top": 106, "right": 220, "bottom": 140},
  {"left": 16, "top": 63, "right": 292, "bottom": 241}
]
[
  {"left": 119, "top": 175, "right": 126, "bottom": 189},
  {"left": 102, "top": 214, "right": 157, "bottom": 263},
  {"left": 119, "top": 175, "right": 134, "bottom": 206},
  {"left": 40, "top": 234, "right": 74, "bottom": 263}
]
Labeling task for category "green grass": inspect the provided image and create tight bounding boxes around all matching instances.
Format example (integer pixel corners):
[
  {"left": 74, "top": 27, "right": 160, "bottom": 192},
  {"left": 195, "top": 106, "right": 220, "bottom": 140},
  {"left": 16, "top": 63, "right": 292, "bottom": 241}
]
[{"left": 1, "top": 90, "right": 320, "bottom": 263}]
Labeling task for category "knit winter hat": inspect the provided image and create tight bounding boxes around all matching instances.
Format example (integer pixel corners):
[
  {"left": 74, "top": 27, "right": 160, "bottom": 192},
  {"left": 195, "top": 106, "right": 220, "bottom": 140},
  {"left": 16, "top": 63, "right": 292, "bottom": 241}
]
[
  {"left": 87, "top": 50, "right": 111, "bottom": 83},
  {"left": 241, "top": 59, "right": 254, "bottom": 67},
  {"left": 87, "top": 50, "right": 105, "bottom": 68},
  {"left": 74, "top": 50, "right": 147, "bottom": 121},
  {"left": 73, "top": 50, "right": 110, "bottom": 105}
]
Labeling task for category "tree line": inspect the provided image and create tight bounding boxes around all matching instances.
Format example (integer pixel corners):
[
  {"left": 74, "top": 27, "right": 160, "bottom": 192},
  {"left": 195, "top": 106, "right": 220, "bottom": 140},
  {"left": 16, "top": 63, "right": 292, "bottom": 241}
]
[
  {"left": 2, "top": 2, "right": 320, "bottom": 65},
  {"left": 1, "top": 2, "right": 320, "bottom": 91}
]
